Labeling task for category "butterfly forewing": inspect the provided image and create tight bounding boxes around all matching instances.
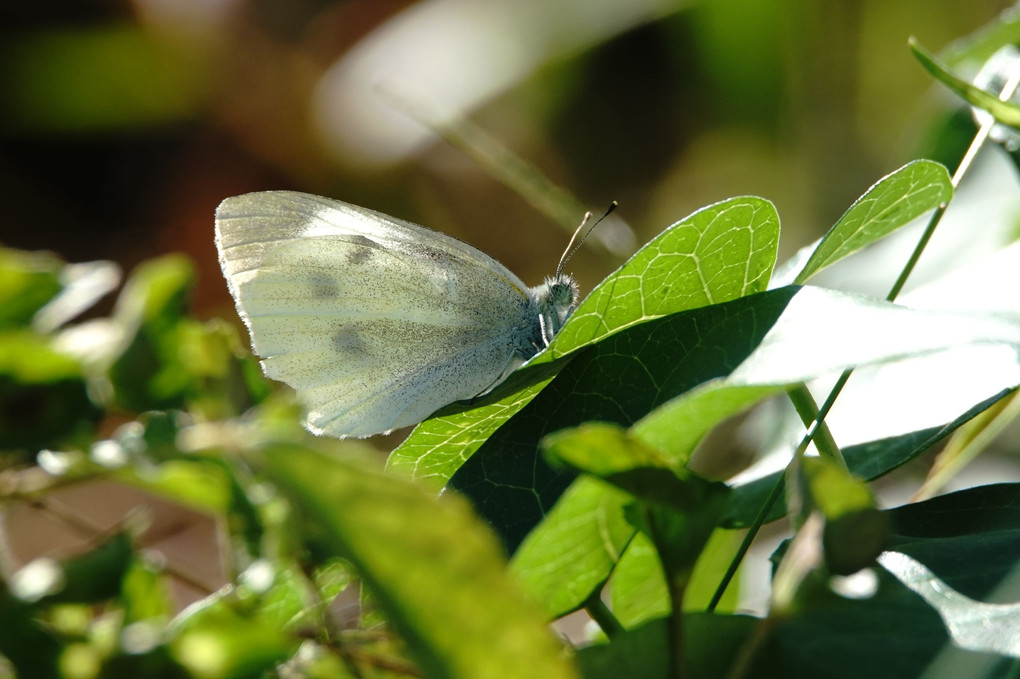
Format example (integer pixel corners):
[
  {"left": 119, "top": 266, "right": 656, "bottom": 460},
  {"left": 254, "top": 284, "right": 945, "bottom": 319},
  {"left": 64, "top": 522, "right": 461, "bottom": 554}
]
[{"left": 215, "top": 191, "right": 544, "bottom": 437}]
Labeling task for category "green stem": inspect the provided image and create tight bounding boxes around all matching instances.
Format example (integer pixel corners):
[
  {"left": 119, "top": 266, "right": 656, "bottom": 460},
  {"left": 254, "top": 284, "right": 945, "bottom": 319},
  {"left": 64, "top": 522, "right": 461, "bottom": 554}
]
[
  {"left": 786, "top": 385, "right": 846, "bottom": 469},
  {"left": 584, "top": 591, "right": 624, "bottom": 639}
]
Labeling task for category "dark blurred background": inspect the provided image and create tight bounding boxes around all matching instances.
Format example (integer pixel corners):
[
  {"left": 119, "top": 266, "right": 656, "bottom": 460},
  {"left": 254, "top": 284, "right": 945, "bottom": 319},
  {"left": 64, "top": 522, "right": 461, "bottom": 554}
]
[{"left": 1, "top": 0, "right": 1013, "bottom": 323}]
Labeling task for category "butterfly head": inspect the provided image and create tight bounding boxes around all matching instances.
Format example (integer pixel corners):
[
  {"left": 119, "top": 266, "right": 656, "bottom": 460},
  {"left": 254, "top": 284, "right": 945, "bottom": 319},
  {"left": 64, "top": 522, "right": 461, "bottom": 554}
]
[{"left": 531, "top": 273, "right": 579, "bottom": 347}]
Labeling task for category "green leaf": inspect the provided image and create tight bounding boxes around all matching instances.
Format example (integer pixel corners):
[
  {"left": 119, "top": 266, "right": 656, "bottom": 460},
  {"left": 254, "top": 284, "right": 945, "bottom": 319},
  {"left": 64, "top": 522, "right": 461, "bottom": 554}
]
[
  {"left": 879, "top": 550, "right": 1020, "bottom": 658},
  {"left": 120, "top": 558, "right": 173, "bottom": 625},
  {"left": 609, "top": 532, "right": 669, "bottom": 628},
  {"left": 543, "top": 422, "right": 726, "bottom": 516},
  {"left": 263, "top": 445, "right": 578, "bottom": 679},
  {"left": 0, "top": 248, "right": 62, "bottom": 329},
  {"left": 910, "top": 37, "right": 1020, "bottom": 128},
  {"left": 453, "top": 284, "right": 1020, "bottom": 550},
  {"left": 452, "top": 287, "right": 798, "bottom": 551},
  {"left": 551, "top": 196, "right": 780, "bottom": 356},
  {"left": 108, "top": 255, "right": 196, "bottom": 411},
  {"left": 792, "top": 457, "right": 888, "bottom": 576},
  {"left": 609, "top": 528, "right": 743, "bottom": 629},
  {"left": 577, "top": 615, "right": 757, "bottom": 679},
  {"left": 0, "top": 330, "right": 100, "bottom": 451},
  {"left": 510, "top": 477, "right": 635, "bottom": 619},
  {"left": 753, "top": 485, "right": 1020, "bottom": 676},
  {"left": 543, "top": 422, "right": 729, "bottom": 618},
  {"left": 939, "top": 8, "right": 1020, "bottom": 68},
  {"left": 170, "top": 604, "right": 293, "bottom": 679},
  {"left": 0, "top": 595, "right": 62, "bottom": 679},
  {"left": 885, "top": 483, "right": 1020, "bottom": 601},
  {"left": 114, "top": 459, "right": 234, "bottom": 514},
  {"left": 722, "top": 388, "right": 1014, "bottom": 528},
  {"left": 793, "top": 160, "right": 952, "bottom": 284},
  {"left": 36, "top": 532, "right": 134, "bottom": 605},
  {"left": 634, "top": 284, "right": 1020, "bottom": 465},
  {"left": 385, "top": 358, "right": 570, "bottom": 490},
  {"left": 0, "top": 334, "right": 99, "bottom": 454},
  {"left": 387, "top": 196, "right": 780, "bottom": 487},
  {"left": 752, "top": 568, "right": 963, "bottom": 678}
]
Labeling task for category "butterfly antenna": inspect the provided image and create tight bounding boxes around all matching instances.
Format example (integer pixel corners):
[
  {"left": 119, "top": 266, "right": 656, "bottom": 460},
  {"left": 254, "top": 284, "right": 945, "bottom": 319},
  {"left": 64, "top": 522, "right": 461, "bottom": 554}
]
[{"left": 556, "top": 201, "right": 618, "bottom": 276}]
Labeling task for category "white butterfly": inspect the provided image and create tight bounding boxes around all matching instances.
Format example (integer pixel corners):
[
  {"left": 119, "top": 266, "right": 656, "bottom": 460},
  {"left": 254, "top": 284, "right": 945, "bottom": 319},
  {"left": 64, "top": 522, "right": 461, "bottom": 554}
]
[{"left": 215, "top": 191, "right": 578, "bottom": 438}]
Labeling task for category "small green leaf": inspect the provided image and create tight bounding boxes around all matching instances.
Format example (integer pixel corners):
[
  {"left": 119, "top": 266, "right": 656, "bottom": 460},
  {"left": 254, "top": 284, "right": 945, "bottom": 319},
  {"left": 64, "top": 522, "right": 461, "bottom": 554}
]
[
  {"left": 510, "top": 477, "right": 635, "bottom": 619},
  {"left": 108, "top": 255, "right": 196, "bottom": 411},
  {"left": 39, "top": 532, "right": 134, "bottom": 605},
  {"left": 114, "top": 459, "right": 234, "bottom": 515},
  {"left": 170, "top": 604, "right": 293, "bottom": 679},
  {"left": 0, "top": 331, "right": 99, "bottom": 452},
  {"left": 120, "top": 558, "right": 173, "bottom": 625},
  {"left": 0, "top": 248, "right": 63, "bottom": 329},
  {"left": 911, "top": 37, "right": 1020, "bottom": 128},
  {"left": 264, "top": 445, "right": 578, "bottom": 679},
  {"left": 610, "top": 533, "right": 669, "bottom": 628},
  {"left": 794, "top": 160, "right": 952, "bottom": 284},
  {"left": 791, "top": 457, "right": 888, "bottom": 576},
  {"left": 609, "top": 528, "right": 743, "bottom": 628}
]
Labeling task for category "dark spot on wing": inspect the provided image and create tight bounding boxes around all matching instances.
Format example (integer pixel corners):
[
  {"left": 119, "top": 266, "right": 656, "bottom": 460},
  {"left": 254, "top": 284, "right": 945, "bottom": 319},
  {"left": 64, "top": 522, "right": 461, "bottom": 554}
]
[
  {"left": 346, "top": 235, "right": 375, "bottom": 265},
  {"left": 308, "top": 273, "right": 340, "bottom": 299},
  {"left": 334, "top": 330, "right": 366, "bottom": 354}
]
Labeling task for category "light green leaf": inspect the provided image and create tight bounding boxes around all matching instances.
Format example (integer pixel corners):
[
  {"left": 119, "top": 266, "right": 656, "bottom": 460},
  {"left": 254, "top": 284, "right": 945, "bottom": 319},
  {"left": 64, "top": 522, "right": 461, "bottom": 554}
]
[
  {"left": 510, "top": 477, "right": 635, "bottom": 619},
  {"left": 264, "top": 445, "right": 577, "bottom": 679},
  {"left": 793, "top": 160, "right": 952, "bottom": 284},
  {"left": 610, "top": 532, "right": 669, "bottom": 628},
  {"left": 388, "top": 196, "right": 780, "bottom": 487},
  {"left": 911, "top": 37, "right": 1020, "bottom": 128},
  {"left": 550, "top": 196, "right": 780, "bottom": 356}
]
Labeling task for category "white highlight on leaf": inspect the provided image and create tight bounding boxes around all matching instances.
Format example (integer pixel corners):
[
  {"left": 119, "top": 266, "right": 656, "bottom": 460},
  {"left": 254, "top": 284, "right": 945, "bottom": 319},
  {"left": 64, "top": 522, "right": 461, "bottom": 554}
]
[{"left": 879, "top": 550, "right": 1020, "bottom": 657}]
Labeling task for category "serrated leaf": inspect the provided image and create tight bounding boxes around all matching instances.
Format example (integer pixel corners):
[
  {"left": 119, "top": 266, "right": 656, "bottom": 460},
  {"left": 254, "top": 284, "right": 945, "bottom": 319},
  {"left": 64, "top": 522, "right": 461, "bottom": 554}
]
[
  {"left": 387, "top": 196, "right": 779, "bottom": 487},
  {"left": 794, "top": 160, "right": 952, "bottom": 284},
  {"left": 264, "top": 445, "right": 577, "bottom": 679}
]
